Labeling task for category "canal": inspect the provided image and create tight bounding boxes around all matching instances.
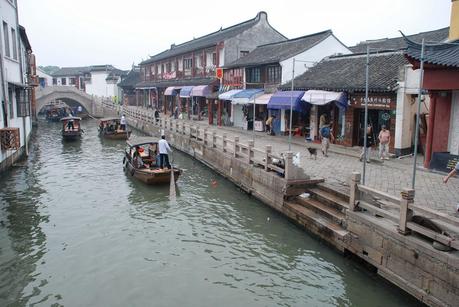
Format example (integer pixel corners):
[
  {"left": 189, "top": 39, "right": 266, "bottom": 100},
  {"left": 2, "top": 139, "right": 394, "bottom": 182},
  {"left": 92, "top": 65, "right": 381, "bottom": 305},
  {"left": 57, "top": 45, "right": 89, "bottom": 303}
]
[{"left": 0, "top": 120, "right": 420, "bottom": 307}]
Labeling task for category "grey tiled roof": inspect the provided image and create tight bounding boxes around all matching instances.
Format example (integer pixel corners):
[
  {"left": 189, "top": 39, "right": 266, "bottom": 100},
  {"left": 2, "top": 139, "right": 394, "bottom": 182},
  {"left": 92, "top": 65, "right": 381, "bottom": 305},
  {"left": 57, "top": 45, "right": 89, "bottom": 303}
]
[
  {"left": 52, "top": 67, "right": 90, "bottom": 77},
  {"left": 136, "top": 77, "right": 218, "bottom": 89},
  {"left": 282, "top": 51, "right": 408, "bottom": 92},
  {"left": 404, "top": 37, "right": 459, "bottom": 68},
  {"left": 224, "top": 30, "right": 339, "bottom": 68},
  {"left": 118, "top": 67, "right": 140, "bottom": 89},
  {"left": 349, "top": 27, "right": 449, "bottom": 53},
  {"left": 140, "top": 12, "right": 285, "bottom": 65}
]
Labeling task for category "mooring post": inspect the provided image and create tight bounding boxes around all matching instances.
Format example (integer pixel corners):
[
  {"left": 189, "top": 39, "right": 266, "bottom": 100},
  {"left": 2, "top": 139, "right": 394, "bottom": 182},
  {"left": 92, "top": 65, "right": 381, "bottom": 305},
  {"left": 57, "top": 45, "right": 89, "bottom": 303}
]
[
  {"left": 233, "top": 136, "right": 239, "bottom": 158},
  {"left": 247, "top": 140, "right": 254, "bottom": 164},
  {"left": 398, "top": 188, "right": 415, "bottom": 235},
  {"left": 265, "top": 145, "right": 272, "bottom": 171},
  {"left": 203, "top": 128, "right": 208, "bottom": 146},
  {"left": 222, "top": 133, "right": 227, "bottom": 153},
  {"left": 284, "top": 152, "right": 294, "bottom": 180},
  {"left": 182, "top": 122, "right": 186, "bottom": 135},
  {"left": 349, "top": 172, "right": 361, "bottom": 211}
]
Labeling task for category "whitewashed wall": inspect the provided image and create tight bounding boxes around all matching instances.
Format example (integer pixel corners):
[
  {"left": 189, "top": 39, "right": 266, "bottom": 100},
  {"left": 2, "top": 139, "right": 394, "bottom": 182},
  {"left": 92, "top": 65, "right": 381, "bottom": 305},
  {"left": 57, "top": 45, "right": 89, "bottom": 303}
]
[{"left": 280, "top": 35, "right": 351, "bottom": 84}]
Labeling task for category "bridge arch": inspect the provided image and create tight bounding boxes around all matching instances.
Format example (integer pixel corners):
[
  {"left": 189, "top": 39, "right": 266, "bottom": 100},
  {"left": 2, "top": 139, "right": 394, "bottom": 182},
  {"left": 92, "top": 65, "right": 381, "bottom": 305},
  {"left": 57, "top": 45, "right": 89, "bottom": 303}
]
[{"left": 36, "top": 86, "right": 96, "bottom": 114}]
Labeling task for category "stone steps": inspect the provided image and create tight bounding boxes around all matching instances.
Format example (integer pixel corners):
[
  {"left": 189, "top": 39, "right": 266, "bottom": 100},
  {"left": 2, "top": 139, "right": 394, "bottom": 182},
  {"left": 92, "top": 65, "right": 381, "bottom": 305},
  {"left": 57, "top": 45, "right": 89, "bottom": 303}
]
[
  {"left": 295, "top": 196, "right": 346, "bottom": 225},
  {"left": 307, "top": 187, "right": 349, "bottom": 212}
]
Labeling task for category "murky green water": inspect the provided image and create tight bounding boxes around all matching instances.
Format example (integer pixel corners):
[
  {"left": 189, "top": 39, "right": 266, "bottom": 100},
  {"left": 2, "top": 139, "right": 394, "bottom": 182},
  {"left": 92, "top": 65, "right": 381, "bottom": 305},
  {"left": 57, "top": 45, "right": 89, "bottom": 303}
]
[{"left": 0, "top": 120, "right": 420, "bottom": 306}]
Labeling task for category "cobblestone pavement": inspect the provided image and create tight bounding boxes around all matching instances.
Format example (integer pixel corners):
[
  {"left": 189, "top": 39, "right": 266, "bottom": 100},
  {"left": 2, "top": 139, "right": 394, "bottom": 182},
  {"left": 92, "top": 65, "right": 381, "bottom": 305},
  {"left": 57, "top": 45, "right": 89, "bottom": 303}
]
[{"left": 129, "top": 107, "right": 459, "bottom": 217}]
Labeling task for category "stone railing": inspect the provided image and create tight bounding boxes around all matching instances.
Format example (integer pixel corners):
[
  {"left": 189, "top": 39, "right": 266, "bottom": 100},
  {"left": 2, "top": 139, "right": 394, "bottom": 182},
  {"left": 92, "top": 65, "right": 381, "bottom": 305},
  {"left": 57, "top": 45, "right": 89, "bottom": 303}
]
[
  {"left": 349, "top": 172, "right": 459, "bottom": 251},
  {"left": 100, "top": 101, "right": 304, "bottom": 180}
]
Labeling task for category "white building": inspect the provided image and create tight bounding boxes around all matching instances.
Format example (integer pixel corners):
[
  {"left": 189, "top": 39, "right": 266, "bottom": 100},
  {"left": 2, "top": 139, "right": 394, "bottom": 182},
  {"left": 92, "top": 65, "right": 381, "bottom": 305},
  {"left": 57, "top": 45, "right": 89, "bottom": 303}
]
[
  {"left": 1, "top": 0, "right": 37, "bottom": 172},
  {"left": 37, "top": 67, "right": 52, "bottom": 88}
]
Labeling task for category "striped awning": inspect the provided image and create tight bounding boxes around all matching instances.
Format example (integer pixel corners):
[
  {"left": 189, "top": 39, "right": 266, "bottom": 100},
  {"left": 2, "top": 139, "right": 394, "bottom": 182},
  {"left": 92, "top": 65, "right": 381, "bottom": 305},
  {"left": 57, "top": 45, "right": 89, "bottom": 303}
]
[
  {"left": 231, "top": 89, "right": 264, "bottom": 105},
  {"left": 218, "top": 89, "right": 243, "bottom": 100},
  {"left": 179, "top": 86, "right": 194, "bottom": 98}
]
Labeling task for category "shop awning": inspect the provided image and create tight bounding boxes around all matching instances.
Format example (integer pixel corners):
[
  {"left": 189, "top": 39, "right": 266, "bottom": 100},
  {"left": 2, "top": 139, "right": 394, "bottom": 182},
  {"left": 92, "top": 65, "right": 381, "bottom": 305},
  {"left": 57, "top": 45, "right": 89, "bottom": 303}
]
[
  {"left": 218, "top": 89, "right": 243, "bottom": 100},
  {"left": 179, "top": 86, "right": 194, "bottom": 98},
  {"left": 254, "top": 93, "right": 273, "bottom": 105},
  {"left": 191, "top": 85, "right": 211, "bottom": 97},
  {"left": 267, "top": 91, "right": 305, "bottom": 111},
  {"left": 231, "top": 89, "right": 264, "bottom": 104},
  {"left": 301, "top": 90, "right": 348, "bottom": 110},
  {"left": 164, "top": 86, "right": 181, "bottom": 96}
]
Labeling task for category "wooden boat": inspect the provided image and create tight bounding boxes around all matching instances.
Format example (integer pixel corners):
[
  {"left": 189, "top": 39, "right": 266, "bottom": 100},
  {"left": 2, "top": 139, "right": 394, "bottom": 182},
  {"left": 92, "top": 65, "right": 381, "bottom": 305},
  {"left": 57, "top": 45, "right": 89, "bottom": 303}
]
[
  {"left": 61, "top": 116, "right": 82, "bottom": 141},
  {"left": 98, "top": 117, "right": 131, "bottom": 140},
  {"left": 123, "top": 137, "right": 181, "bottom": 185}
]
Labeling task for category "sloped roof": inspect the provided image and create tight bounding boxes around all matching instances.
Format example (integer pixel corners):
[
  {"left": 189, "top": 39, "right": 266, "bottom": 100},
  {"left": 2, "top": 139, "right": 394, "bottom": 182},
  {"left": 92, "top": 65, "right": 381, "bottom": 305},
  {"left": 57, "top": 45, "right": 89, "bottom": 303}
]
[
  {"left": 349, "top": 27, "right": 449, "bottom": 53},
  {"left": 18, "top": 25, "right": 32, "bottom": 51},
  {"left": 404, "top": 37, "right": 459, "bottom": 68},
  {"left": 52, "top": 67, "right": 90, "bottom": 77},
  {"left": 140, "top": 12, "right": 285, "bottom": 65},
  {"left": 136, "top": 77, "right": 218, "bottom": 89},
  {"left": 118, "top": 67, "right": 140, "bottom": 89},
  {"left": 224, "top": 30, "right": 338, "bottom": 68},
  {"left": 282, "top": 51, "right": 408, "bottom": 92}
]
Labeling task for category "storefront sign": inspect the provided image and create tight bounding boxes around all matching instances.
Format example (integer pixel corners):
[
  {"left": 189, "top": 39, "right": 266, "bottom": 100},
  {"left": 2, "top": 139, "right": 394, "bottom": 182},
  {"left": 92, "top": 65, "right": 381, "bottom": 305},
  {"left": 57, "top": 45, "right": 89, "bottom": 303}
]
[
  {"left": 254, "top": 120, "right": 264, "bottom": 132},
  {"left": 163, "top": 71, "right": 176, "bottom": 80},
  {"left": 351, "top": 95, "right": 393, "bottom": 109}
]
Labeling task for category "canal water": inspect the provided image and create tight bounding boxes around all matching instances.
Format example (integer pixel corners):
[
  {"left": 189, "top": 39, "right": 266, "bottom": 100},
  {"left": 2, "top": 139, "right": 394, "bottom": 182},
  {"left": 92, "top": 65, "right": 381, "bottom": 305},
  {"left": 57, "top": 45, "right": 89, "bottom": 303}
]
[{"left": 0, "top": 120, "right": 420, "bottom": 307}]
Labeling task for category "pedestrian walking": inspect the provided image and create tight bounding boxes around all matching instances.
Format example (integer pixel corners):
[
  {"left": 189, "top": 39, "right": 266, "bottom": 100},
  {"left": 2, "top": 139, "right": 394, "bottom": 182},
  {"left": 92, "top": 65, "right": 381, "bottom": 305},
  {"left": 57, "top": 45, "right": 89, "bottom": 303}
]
[
  {"left": 266, "top": 115, "right": 275, "bottom": 135},
  {"left": 154, "top": 108, "right": 160, "bottom": 123},
  {"left": 378, "top": 125, "right": 390, "bottom": 160},
  {"left": 359, "top": 124, "right": 374, "bottom": 162},
  {"left": 158, "top": 135, "right": 172, "bottom": 169},
  {"left": 319, "top": 123, "right": 334, "bottom": 157},
  {"left": 443, "top": 161, "right": 459, "bottom": 213}
]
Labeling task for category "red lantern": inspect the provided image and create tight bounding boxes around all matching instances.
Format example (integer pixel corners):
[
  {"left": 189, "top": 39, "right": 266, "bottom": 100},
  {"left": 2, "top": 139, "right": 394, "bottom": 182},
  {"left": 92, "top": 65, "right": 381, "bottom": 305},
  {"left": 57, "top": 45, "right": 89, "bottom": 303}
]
[{"left": 216, "top": 67, "right": 223, "bottom": 79}]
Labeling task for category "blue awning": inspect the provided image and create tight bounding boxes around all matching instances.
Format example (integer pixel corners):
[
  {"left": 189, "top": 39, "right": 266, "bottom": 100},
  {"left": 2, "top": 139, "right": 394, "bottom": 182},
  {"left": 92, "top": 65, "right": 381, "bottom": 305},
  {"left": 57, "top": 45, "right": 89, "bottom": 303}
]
[
  {"left": 231, "top": 89, "right": 264, "bottom": 104},
  {"left": 268, "top": 91, "right": 306, "bottom": 111},
  {"left": 179, "top": 86, "right": 194, "bottom": 98},
  {"left": 218, "top": 89, "right": 243, "bottom": 100}
]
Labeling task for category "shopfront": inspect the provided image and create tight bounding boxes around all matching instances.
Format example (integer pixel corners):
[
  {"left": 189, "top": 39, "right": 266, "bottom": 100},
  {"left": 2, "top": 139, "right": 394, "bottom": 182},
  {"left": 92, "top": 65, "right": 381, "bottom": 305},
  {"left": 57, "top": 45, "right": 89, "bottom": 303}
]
[
  {"left": 267, "top": 91, "right": 308, "bottom": 136},
  {"left": 344, "top": 93, "right": 396, "bottom": 151},
  {"left": 231, "top": 89, "right": 264, "bottom": 130}
]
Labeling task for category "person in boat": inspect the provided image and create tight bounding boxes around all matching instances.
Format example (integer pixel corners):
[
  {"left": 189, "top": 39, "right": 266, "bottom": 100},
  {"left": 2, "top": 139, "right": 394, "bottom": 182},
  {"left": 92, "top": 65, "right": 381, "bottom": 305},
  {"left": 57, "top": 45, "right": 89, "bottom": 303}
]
[
  {"left": 120, "top": 115, "right": 126, "bottom": 131},
  {"left": 67, "top": 118, "right": 74, "bottom": 130},
  {"left": 158, "top": 135, "right": 172, "bottom": 169},
  {"left": 133, "top": 146, "right": 146, "bottom": 169}
]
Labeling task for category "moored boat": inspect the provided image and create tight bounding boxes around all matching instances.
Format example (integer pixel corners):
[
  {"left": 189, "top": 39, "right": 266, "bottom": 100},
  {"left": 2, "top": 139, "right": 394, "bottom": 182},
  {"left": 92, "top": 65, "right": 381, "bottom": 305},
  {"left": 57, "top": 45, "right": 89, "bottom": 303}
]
[
  {"left": 61, "top": 116, "right": 82, "bottom": 141},
  {"left": 123, "top": 137, "right": 181, "bottom": 184},
  {"left": 98, "top": 117, "right": 131, "bottom": 140}
]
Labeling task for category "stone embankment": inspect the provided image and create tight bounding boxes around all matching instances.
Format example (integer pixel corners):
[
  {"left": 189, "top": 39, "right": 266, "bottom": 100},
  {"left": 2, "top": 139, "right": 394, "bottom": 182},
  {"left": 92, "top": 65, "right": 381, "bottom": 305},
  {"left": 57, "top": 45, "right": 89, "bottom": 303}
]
[{"left": 101, "top": 102, "right": 458, "bottom": 307}]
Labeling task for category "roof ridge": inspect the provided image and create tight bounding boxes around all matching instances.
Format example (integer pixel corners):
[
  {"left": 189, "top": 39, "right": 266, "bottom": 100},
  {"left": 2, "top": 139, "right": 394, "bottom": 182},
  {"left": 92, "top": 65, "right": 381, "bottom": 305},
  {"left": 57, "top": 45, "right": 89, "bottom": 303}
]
[
  {"left": 257, "top": 29, "right": 332, "bottom": 48},
  {"left": 159, "top": 12, "right": 261, "bottom": 51},
  {"left": 353, "top": 26, "right": 449, "bottom": 46}
]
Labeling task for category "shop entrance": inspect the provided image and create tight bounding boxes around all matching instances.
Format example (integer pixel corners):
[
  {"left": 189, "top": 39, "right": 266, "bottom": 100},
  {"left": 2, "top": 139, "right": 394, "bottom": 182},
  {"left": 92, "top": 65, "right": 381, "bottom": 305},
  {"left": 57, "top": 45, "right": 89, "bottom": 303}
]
[{"left": 354, "top": 109, "right": 391, "bottom": 146}]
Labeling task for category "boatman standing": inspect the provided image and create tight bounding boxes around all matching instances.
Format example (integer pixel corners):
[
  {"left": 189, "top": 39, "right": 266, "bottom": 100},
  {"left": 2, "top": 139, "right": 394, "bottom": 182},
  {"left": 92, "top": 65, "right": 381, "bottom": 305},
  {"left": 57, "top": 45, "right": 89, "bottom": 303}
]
[
  {"left": 120, "top": 114, "right": 126, "bottom": 131},
  {"left": 158, "top": 135, "right": 172, "bottom": 169}
]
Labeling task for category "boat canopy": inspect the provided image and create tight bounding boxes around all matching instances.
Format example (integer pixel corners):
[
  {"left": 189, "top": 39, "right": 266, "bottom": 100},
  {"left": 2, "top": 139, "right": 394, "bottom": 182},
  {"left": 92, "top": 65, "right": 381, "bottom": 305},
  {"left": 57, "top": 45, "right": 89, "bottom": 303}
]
[
  {"left": 60, "top": 116, "right": 82, "bottom": 121},
  {"left": 126, "top": 137, "right": 159, "bottom": 148}
]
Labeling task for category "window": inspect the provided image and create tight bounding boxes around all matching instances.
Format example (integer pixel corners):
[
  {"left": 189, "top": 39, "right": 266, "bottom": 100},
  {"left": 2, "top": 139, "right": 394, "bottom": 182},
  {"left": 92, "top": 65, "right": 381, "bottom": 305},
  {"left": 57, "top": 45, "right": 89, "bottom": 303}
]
[
  {"left": 16, "top": 88, "right": 30, "bottom": 117},
  {"left": 183, "top": 58, "right": 193, "bottom": 70},
  {"left": 61, "top": 78, "right": 66, "bottom": 85},
  {"left": 212, "top": 53, "right": 217, "bottom": 65},
  {"left": 166, "top": 62, "right": 171, "bottom": 73},
  {"left": 69, "top": 77, "right": 76, "bottom": 85},
  {"left": 150, "top": 65, "right": 155, "bottom": 77},
  {"left": 240, "top": 50, "right": 249, "bottom": 58},
  {"left": 11, "top": 28, "right": 17, "bottom": 60},
  {"left": 8, "top": 87, "right": 14, "bottom": 118},
  {"left": 3, "top": 22, "right": 10, "bottom": 58},
  {"left": 52, "top": 78, "right": 57, "bottom": 85},
  {"left": 267, "top": 65, "right": 282, "bottom": 84},
  {"left": 246, "top": 67, "right": 261, "bottom": 83}
]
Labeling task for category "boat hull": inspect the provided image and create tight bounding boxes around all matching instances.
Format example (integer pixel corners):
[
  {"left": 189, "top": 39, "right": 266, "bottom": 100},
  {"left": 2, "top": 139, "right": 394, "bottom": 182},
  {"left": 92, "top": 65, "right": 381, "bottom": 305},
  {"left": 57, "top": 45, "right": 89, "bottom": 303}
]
[
  {"left": 101, "top": 130, "right": 131, "bottom": 140},
  {"left": 124, "top": 160, "right": 181, "bottom": 185}
]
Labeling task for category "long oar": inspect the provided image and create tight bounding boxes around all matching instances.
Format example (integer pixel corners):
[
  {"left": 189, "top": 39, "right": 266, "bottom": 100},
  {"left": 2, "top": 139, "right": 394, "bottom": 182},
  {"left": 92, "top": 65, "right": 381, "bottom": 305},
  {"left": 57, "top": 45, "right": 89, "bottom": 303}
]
[{"left": 169, "top": 152, "right": 176, "bottom": 201}]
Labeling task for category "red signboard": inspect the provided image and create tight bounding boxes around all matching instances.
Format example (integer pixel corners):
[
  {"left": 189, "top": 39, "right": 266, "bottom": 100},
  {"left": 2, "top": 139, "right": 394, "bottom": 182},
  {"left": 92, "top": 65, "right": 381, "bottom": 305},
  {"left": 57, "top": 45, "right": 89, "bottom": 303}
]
[{"left": 216, "top": 67, "right": 223, "bottom": 79}]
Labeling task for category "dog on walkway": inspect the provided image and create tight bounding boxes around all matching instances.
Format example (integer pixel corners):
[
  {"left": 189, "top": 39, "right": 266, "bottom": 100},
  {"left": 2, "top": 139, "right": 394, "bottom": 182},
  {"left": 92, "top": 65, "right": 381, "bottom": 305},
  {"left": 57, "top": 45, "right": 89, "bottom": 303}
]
[{"left": 306, "top": 146, "right": 317, "bottom": 160}]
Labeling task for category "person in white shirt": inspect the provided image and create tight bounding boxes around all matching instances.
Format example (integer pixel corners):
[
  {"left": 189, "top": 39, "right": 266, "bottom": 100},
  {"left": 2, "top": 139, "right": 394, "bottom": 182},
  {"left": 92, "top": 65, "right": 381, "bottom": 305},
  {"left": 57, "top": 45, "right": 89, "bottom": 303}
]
[
  {"left": 120, "top": 115, "right": 127, "bottom": 131},
  {"left": 158, "top": 135, "right": 172, "bottom": 169}
]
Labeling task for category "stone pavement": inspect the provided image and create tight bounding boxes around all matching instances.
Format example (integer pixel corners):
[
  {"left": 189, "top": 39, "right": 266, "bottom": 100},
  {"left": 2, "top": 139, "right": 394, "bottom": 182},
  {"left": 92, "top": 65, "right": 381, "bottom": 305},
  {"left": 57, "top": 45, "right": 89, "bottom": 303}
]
[{"left": 128, "top": 107, "right": 459, "bottom": 217}]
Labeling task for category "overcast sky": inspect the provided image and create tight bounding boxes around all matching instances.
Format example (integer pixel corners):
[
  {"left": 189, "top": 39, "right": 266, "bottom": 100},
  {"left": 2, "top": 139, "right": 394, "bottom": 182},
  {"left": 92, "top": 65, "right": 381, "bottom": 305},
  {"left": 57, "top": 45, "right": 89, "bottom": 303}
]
[{"left": 18, "top": 0, "right": 452, "bottom": 70}]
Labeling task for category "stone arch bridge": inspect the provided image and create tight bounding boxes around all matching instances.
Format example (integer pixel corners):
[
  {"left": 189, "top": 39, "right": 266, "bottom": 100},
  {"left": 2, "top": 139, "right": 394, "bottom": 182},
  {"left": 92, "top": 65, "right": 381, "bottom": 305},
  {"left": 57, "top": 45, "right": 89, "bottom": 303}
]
[{"left": 36, "top": 86, "right": 104, "bottom": 117}]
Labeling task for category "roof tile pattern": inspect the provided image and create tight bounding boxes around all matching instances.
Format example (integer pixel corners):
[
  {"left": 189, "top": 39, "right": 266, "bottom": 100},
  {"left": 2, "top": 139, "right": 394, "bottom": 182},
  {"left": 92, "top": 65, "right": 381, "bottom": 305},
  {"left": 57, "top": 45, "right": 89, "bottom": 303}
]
[
  {"left": 404, "top": 38, "right": 459, "bottom": 68},
  {"left": 349, "top": 27, "right": 449, "bottom": 53},
  {"left": 224, "top": 30, "right": 333, "bottom": 68},
  {"left": 283, "top": 52, "right": 408, "bottom": 92}
]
